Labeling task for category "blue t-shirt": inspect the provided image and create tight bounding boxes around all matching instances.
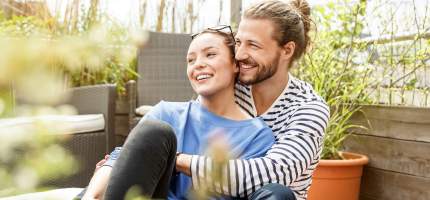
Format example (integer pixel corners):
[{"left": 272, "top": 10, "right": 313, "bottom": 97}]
[{"left": 107, "top": 100, "right": 274, "bottom": 199}]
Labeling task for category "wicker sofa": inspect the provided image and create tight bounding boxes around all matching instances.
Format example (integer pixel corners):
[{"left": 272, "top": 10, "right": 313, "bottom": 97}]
[
  {"left": 1, "top": 84, "right": 116, "bottom": 188},
  {"left": 56, "top": 84, "right": 116, "bottom": 187}
]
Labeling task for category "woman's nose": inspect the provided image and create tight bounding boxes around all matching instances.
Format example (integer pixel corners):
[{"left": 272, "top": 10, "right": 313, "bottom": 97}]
[{"left": 193, "top": 59, "right": 207, "bottom": 69}]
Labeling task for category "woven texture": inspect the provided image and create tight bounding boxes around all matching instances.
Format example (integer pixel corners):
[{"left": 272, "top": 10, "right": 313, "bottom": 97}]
[
  {"left": 44, "top": 131, "right": 106, "bottom": 187},
  {"left": 41, "top": 84, "right": 117, "bottom": 187},
  {"left": 137, "top": 32, "right": 195, "bottom": 106}
]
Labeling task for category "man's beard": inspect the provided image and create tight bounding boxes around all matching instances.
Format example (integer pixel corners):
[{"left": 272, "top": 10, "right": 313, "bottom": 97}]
[{"left": 238, "top": 55, "right": 280, "bottom": 85}]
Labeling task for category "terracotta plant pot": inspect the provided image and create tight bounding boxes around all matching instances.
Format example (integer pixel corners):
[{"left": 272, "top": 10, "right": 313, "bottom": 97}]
[{"left": 307, "top": 152, "right": 369, "bottom": 200}]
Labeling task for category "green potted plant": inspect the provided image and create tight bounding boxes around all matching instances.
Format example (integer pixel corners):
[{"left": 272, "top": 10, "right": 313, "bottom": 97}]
[{"left": 292, "top": 1, "right": 370, "bottom": 199}]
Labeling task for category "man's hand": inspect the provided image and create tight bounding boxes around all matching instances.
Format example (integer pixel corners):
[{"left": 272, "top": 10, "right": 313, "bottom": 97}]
[
  {"left": 176, "top": 153, "right": 192, "bottom": 176},
  {"left": 95, "top": 155, "right": 109, "bottom": 171}
]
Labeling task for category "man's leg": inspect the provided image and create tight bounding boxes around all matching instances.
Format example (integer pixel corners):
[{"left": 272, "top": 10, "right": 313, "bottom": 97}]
[
  {"left": 103, "top": 120, "right": 177, "bottom": 200},
  {"left": 248, "top": 183, "right": 296, "bottom": 200}
]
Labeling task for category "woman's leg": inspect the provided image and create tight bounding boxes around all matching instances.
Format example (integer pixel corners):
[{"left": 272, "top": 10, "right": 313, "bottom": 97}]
[{"left": 104, "top": 120, "right": 177, "bottom": 200}]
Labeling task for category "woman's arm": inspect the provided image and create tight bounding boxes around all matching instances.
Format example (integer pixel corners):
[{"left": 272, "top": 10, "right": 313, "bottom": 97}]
[
  {"left": 82, "top": 166, "right": 112, "bottom": 200},
  {"left": 84, "top": 147, "right": 122, "bottom": 199}
]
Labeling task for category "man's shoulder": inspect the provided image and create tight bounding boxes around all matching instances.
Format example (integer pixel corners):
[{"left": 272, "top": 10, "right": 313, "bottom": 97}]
[
  {"left": 281, "top": 76, "right": 327, "bottom": 105},
  {"left": 262, "top": 77, "right": 328, "bottom": 121}
]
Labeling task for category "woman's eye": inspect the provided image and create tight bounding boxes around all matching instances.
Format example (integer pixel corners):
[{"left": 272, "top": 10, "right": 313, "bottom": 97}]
[{"left": 187, "top": 58, "right": 195, "bottom": 64}]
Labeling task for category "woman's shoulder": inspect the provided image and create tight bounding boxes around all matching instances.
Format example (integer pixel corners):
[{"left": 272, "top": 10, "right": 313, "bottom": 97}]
[{"left": 155, "top": 100, "right": 192, "bottom": 113}]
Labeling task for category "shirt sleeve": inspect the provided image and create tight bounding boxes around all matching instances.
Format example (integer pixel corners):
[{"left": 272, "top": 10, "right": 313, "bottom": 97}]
[
  {"left": 103, "top": 147, "right": 122, "bottom": 167},
  {"left": 190, "top": 101, "right": 329, "bottom": 198}
]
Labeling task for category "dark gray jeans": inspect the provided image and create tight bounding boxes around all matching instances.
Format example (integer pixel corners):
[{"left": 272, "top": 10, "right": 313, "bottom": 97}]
[{"left": 104, "top": 120, "right": 177, "bottom": 199}]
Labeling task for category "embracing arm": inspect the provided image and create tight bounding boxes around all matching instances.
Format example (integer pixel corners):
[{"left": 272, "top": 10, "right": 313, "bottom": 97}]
[{"left": 176, "top": 101, "right": 329, "bottom": 197}]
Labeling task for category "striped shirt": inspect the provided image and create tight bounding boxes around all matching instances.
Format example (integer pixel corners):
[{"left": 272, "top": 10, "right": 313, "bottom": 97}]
[{"left": 190, "top": 74, "right": 330, "bottom": 200}]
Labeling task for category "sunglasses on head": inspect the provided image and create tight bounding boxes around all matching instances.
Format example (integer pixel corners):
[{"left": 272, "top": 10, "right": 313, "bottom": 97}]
[{"left": 191, "top": 25, "right": 235, "bottom": 42}]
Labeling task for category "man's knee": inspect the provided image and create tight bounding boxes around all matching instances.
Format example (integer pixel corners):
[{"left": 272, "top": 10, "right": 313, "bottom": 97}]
[{"left": 250, "top": 183, "right": 296, "bottom": 200}]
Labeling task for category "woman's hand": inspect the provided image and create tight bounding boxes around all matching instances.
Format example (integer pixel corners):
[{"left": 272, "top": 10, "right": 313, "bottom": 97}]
[
  {"left": 94, "top": 154, "right": 110, "bottom": 172},
  {"left": 82, "top": 166, "right": 112, "bottom": 200}
]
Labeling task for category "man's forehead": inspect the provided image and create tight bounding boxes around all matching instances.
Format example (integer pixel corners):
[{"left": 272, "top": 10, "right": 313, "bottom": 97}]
[{"left": 236, "top": 18, "right": 275, "bottom": 41}]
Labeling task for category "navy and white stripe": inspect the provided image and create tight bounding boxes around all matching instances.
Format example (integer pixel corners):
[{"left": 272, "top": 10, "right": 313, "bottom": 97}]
[{"left": 190, "top": 74, "right": 329, "bottom": 200}]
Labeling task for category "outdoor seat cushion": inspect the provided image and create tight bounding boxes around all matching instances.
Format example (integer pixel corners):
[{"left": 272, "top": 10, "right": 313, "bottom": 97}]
[
  {"left": 135, "top": 105, "right": 154, "bottom": 116},
  {"left": 0, "top": 114, "right": 105, "bottom": 135}
]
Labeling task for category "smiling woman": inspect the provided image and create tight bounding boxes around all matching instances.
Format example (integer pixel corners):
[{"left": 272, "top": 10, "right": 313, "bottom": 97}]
[{"left": 186, "top": 28, "right": 238, "bottom": 106}]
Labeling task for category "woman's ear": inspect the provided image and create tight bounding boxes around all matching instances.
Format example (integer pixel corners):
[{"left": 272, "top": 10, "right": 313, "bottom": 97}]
[{"left": 233, "top": 61, "right": 239, "bottom": 73}]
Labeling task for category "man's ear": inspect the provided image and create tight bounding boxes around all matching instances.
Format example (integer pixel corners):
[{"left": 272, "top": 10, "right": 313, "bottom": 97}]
[{"left": 282, "top": 41, "right": 295, "bottom": 61}]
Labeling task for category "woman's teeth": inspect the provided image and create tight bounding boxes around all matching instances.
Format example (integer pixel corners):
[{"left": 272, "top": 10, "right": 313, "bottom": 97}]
[{"left": 196, "top": 74, "right": 213, "bottom": 81}]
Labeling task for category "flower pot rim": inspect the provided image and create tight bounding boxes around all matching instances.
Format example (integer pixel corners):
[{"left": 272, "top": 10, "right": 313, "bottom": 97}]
[{"left": 318, "top": 151, "right": 369, "bottom": 166}]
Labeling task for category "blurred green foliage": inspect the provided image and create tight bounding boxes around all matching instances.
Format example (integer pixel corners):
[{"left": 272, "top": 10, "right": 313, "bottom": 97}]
[
  {"left": 0, "top": 4, "right": 145, "bottom": 196},
  {"left": 0, "top": 9, "right": 140, "bottom": 95}
]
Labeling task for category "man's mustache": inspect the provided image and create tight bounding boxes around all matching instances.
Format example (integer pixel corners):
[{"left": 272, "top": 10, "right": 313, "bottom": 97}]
[{"left": 237, "top": 58, "right": 258, "bottom": 66}]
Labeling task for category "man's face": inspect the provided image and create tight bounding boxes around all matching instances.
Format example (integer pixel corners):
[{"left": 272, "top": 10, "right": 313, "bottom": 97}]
[{"left": 235, "top": 18, "right": 283, "bottom": 85}]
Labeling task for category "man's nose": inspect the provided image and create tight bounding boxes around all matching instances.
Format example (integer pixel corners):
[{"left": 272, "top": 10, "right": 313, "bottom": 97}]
[{"left": 235, "top": 44, "right": 248, "bottom": 61}]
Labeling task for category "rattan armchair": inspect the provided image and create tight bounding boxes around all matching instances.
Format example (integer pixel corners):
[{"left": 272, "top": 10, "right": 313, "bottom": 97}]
[{"left": 128, "top": 32, "right": 195, "bottom": 129}]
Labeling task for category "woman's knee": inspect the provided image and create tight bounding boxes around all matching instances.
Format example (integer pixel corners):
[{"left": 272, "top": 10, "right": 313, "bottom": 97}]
[{"left": 128, "top": 120, "right": 177, "bottom": 148}]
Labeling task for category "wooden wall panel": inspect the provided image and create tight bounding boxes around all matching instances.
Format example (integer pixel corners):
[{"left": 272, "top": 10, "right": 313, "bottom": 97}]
[
  {"left": 344, "top": 134, "right": 430, "bottom": 178},
  {"left": 360, "top": 167, "right": 430, "bottom": 200},
  {"left": 350, "top": 105, "right": 430, "bottom": 142},
  {"left": 344, "top": 105, "right": 430, "bottom": 200}
]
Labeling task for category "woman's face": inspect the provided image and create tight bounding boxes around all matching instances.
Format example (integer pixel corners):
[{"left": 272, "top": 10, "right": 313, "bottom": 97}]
[{"left": 186, "top": 33, "right": 237, "bottom": 97}]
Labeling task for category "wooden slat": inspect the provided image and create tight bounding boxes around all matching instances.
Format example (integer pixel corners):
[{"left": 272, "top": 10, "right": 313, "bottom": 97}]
[
  {"left": 350, "top": 105, "right": 430, "bottom": 142},
  {"left": 344, "top": 134, "right": 430, "bottom": 178},
  {"left": 359, "top": 167, "right": 430, "bottom": 200},
  {"left": 358, "top": 105, "right": 430, "bottom": 124}
]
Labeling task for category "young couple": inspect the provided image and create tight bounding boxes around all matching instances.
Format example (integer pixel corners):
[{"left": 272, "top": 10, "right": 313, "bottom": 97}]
[{"left": 84, "top": 0, "right": 329, "bottom": 200}]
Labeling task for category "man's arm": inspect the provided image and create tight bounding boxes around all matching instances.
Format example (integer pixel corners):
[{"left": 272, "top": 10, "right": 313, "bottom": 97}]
[
  {"left": 176, "top": 153, "right": 192, "bottom": 176},
  {"left": 177, "top": 101, "right": 329, "bottom": 197}
]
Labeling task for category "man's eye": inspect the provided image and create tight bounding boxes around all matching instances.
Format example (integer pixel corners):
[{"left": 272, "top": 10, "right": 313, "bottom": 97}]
[
  {"left": 207, "top": 53, "right": 216, "bottom": 57},
  {"left": 250, "top": 43, "right": 260, "bottom": 49}
]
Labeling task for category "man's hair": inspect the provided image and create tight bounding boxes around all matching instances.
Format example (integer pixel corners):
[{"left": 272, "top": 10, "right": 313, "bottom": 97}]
[{"left": 244, "top": 0, "right": 312, "bottom": 61}]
